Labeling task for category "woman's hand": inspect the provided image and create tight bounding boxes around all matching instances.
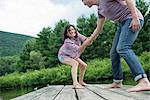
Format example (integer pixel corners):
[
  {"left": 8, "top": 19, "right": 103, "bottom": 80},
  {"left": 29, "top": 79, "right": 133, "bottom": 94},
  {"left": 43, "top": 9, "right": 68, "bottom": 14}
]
[
  {"left": 80, "top": 38, "right": 93, "bottom": 53},
  {"left": 90, "top": 33, "right": 98, "bottom": 40}
]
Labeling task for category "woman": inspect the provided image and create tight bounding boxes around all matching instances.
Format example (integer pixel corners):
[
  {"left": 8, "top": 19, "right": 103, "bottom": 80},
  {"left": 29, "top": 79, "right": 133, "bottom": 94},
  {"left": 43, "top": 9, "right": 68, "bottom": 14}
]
[{"left": 58, "top": 24, "right": 92, "bottom": 89}]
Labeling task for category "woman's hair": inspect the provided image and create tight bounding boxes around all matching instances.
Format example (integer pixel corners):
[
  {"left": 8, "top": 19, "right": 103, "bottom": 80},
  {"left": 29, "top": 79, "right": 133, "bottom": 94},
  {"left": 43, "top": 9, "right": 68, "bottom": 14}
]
[{"left": 63, "top": 24, "right": 78, "bottom": 40}]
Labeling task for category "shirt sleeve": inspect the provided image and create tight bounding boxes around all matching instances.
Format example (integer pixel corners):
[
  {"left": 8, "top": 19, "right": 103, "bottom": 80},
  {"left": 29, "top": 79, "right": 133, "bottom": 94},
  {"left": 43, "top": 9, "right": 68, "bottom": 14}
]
[
  {"left": 77, "top": 32, "right": 87, "bottom": 42},
  {"left": 98, "top": 13, "right": 105, "bottom": 18}
]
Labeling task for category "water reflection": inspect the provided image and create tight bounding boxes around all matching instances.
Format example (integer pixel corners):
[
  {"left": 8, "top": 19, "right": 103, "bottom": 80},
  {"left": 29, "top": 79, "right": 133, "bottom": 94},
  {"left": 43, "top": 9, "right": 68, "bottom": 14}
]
[{"left": 0, "top": 87, "right": 33, "bottom": 100}]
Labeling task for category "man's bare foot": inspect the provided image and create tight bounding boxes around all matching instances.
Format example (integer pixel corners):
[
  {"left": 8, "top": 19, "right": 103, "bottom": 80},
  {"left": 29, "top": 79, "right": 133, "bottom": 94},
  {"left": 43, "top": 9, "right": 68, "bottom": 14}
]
[
  {"left": 108, "top": 82, "right": 122, "bottom": 88},
  {"left": 73, "top": 84, "right": 85, "bottom": 89},
  {"left": 127, "top": 80, "right": 150, "bottom": 92},
  {"left": 79, "top": 81, "right": 87, "bottom": 86}
]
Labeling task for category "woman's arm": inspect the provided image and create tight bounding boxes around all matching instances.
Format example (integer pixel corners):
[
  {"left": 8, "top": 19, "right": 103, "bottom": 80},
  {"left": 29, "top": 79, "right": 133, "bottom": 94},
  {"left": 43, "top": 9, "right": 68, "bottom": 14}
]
[
  {"left": 77, "top": 32, "right": 87, "bottom": 42},
  {"left": 80, "top": 38, "right": 91, "bottom": 53},
  {"left": 125, "top": 0, "right": 140, "bottom": 32}
]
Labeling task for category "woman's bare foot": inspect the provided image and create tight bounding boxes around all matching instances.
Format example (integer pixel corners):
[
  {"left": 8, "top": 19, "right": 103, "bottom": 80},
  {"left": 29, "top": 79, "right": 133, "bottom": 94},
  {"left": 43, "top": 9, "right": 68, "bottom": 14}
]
[
  {"left": 108, "top": 82, "right": 122, "bottom": 88},
  {"left": 127, "top": 78, "right": 150, "bottom": 92},
  {"left": 73, "top": 84, "right": 85, "bottom": 89},
  {"left": 79, "top": 81, "right": 87, "bottom": 86}
]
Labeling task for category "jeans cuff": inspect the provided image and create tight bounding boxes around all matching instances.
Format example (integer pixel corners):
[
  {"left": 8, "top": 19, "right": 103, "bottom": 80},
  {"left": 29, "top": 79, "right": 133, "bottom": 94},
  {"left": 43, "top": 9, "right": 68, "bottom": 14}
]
[
  {"left": 134, "top": 74, "right": 147, "bottom": 81},
  {"left": 113, "top": 79, "right": 123, "bottom": 83}
]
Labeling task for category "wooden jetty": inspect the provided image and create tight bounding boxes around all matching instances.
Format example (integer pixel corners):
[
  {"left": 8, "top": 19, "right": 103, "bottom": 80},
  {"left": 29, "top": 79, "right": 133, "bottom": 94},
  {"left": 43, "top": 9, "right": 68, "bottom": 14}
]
[{"left": 12, "top": 84, "right": 150, "bottom": 100}]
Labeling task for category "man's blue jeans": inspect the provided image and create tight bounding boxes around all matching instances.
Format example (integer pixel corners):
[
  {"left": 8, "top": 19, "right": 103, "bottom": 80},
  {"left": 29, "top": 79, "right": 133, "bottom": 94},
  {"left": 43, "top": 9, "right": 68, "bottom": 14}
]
[{"left": 110, "top": 19, "right": 147, "bottom": 83}]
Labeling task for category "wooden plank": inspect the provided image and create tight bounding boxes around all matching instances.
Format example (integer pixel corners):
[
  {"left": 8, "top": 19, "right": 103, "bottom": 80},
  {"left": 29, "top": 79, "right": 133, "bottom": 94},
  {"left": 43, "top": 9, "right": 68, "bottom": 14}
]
[
  {"left": 76, "top": 87, "right": 104, "bottom": 100},
  {"left": 11, "top": 86, "right": 50, "bottom": 100},
  {"left": 142, "top": 91, "right": 150, "bottom": 95},
  {"left": 11, "top": 84, "right": 150, "bottom": 100},
  {"left": 32, "top": 85, "right": 64, "bottom": 100},
  {"left": 97, "top": 84, "right": 150, "bottom": 100},
  {"left": 54, "top": 85, "right": 77, "bottom": 100},
  {"left": 123, "top": 85, "right": 150, "bottom": 95},
  {"left": 86, "top": 84, "right": 135, "bottom": 100}
]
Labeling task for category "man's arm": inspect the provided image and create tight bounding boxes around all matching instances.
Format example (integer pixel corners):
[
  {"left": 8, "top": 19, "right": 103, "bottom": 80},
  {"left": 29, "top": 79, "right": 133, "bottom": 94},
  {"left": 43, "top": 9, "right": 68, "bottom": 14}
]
[
  {"left": 80, "top": 17, "right": 106, "bottom": 53},
  {"left": 90, "top": 17, "right": 105, "bottom": 40},
  {"left": 125, "top": 0, "right": 140, "bottom": 32}
]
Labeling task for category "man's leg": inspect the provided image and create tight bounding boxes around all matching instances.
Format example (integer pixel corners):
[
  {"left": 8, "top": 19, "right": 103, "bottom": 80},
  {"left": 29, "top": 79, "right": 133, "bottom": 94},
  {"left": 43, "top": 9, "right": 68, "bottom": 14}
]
[
  {"left": 109, "top": 24, "right": 123, "bottom": 88},
  {"left": 116, "top": 19, "right": 150, "bottom": 92}
]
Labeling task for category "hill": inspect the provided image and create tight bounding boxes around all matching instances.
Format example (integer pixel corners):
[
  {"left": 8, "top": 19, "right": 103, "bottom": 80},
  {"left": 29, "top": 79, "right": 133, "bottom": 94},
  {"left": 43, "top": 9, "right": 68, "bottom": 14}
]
[{"left": 0, "top": 31, "right": 33, "bottom": 56}]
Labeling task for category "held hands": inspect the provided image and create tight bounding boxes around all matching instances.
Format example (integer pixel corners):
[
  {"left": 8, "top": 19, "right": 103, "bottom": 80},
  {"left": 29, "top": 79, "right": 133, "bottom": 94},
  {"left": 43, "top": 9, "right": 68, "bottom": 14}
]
[
  {"left": 90, "top": 33, "right": 99, "bottom": 40},
  {"left": 83, "top": 32, "right": 100, "bottom": 46},
  {"left": 83, "top": 33, "right": 99, "bottom": 46},
  {"left": 80, "top": 33, "right": 99, "bottom": 53},
  {"left": 83, "top": 37, "right": 93, "bottom": 46}
]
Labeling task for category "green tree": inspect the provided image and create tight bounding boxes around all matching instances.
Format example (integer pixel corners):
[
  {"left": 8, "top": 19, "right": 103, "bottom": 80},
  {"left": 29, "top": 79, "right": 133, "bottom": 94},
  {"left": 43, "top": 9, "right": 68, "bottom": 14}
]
[
  {"left": 47, "top": 20, "right": 69, "bottom": 67},
  {"left": 35, "top": 20, "right": 69, "bottom": 68},
  {"left": 77, "top": 14, "right": 116, "bottom": 60},
  {"left": 17, "top": 0, "right": 150, "bottom": 72},
  {"left": 0, "top": 56, "right": 19, "bottom": 76},
  {"left": 29, "top": 51, "right": 45, "bottom": 70},
  {"left": 133, "top": 0, "right": 150, "bottom": 54},
  {"left": 18, "top": 38, "right": 37, "bottom": 72}
]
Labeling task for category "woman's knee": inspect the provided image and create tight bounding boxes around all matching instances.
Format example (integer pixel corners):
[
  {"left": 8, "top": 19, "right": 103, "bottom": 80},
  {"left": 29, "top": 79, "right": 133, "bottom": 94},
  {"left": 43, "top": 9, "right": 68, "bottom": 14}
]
[
  {"left": 81, "top": 63, "right": 87, "bottom": 70},
  {"left": 83, "top": 63, "right": 87, "bottom": 69},
  {"left": 63, "top": 58, "right": 79, "bottom": 67},
  {"left": 72, "top": 61, "right": 79, "bottom": 68}
]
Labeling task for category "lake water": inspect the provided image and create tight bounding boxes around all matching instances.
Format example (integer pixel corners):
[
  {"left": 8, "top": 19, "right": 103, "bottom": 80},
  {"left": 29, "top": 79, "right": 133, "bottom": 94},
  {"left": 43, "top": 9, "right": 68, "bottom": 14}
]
[{"left": 0, "top": 87, "right": 33, "bottom": 100}]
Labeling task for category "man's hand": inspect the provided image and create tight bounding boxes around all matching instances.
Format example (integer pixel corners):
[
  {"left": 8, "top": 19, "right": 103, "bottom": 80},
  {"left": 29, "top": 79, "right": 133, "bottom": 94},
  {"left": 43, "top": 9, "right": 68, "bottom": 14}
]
[
  {"left": 90, "top": 33, "right": 99, "bottom": 41},
  {"left": 129, "top": 18, "right": 140, "bottom": 32}
]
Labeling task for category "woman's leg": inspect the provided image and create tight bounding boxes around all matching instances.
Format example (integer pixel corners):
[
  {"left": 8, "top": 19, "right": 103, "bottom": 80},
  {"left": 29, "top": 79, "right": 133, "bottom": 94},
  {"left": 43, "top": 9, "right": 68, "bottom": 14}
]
[
  {"left": 76, "top": 58, "right": 87, "bottom": 86},
  {"left": 62, "top": 57, "right": 84, "bottom": 89}
]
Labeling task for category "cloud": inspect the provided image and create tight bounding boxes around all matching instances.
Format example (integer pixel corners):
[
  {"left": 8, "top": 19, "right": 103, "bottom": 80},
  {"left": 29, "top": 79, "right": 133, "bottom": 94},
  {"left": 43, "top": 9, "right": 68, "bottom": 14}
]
[
  {"left": 48, "top": 0, "right": 97, "bottom": 28},
  {"left": 0, "top": 0, "right": 54, "bottom": 36},
  {"left": 50, "top": 0, "right": 76, "bottom": 5},
  {"left": 0, "top": 0, "right": 97, "bottom": 37},
  {"left": 64, "top": 1, "right": 97, "bottom": 25}
]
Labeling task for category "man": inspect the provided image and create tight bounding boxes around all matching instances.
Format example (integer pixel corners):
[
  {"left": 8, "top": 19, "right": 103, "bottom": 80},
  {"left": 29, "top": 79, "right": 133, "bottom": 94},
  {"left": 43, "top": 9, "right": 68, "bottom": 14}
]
[{"left": 82, "top": 0, "right": 150, "bottom": 92}]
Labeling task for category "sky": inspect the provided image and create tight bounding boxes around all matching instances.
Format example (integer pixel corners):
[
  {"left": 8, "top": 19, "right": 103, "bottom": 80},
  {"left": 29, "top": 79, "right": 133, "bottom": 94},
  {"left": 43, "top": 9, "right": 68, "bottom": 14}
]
[{"left": 0, "top": 0, "right": 97, "bottom": 37}]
